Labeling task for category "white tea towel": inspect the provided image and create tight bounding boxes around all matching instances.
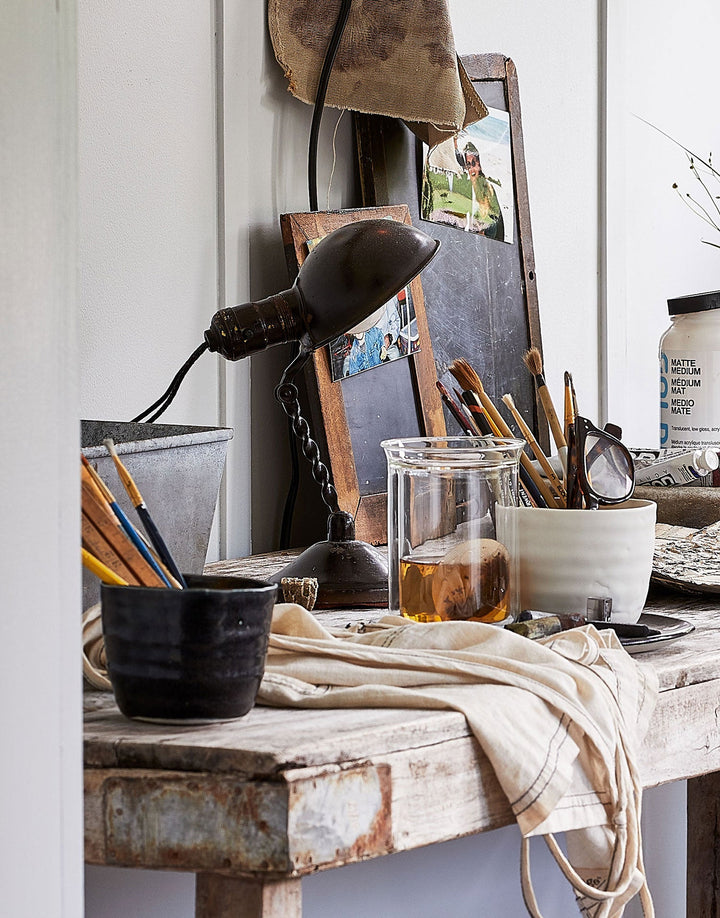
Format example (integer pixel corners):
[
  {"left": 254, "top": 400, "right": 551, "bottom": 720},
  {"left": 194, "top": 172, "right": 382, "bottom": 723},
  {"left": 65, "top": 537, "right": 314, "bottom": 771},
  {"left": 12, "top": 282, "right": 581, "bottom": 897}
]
[{"left": 258, "top": 605, "right": 658, "bottom": 917}]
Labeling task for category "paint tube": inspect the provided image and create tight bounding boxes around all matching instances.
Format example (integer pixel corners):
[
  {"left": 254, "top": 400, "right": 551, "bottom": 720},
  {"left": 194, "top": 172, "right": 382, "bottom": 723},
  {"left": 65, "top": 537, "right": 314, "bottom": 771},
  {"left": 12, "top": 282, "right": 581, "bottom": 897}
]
[
  {"left": 631, "top": 448, "right": 696, "bottom": 469},
  {"left": 631, "top": 447, "right": 719, "bottom": 486}
]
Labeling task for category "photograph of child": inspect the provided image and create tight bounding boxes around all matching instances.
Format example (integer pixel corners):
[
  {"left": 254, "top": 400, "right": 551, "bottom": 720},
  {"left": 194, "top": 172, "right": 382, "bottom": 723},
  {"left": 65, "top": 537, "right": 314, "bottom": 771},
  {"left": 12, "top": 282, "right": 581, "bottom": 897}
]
[
  {"left": 328, "top": 285, "right": 419, "bottom": 382},
  {"left": 420, "top": 105, "right": 514, "bottom": 244}
]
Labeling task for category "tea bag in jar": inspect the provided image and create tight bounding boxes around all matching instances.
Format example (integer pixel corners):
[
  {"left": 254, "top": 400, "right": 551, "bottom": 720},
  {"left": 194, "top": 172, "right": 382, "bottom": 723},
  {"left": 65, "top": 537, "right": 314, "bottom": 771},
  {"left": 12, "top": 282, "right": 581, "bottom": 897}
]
[{"left": 431, "top": 538, "right": 511, "bottom": 623}]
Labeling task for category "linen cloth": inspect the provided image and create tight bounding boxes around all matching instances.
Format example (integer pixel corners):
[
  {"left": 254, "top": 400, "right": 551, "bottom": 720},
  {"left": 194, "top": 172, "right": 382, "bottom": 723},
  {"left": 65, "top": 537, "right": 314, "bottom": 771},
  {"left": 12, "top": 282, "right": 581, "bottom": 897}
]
[
  {"left": 268, "top": 0, "right": 488, "bottom": 146},
  {"left": 258, "top": 604, "right": 658, "bottom": 917}
]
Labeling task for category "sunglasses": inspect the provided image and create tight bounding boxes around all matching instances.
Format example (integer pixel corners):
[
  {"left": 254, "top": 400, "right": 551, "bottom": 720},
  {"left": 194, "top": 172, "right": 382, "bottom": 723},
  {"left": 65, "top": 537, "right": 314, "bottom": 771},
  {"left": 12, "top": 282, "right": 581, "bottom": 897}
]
[{"left": 566, "top": 415, "right": 635, "bottom": 509}]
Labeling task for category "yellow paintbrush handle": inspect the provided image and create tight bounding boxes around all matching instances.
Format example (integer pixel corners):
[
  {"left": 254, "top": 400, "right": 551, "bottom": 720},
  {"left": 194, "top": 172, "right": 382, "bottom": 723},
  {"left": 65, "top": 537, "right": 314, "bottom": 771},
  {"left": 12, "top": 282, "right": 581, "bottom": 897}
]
[
  {"left": 104, "top": 438, "right": 144, "bottom": 506},
  {"left": 81, "top": 547, "right": 129, "bottom": 586}
]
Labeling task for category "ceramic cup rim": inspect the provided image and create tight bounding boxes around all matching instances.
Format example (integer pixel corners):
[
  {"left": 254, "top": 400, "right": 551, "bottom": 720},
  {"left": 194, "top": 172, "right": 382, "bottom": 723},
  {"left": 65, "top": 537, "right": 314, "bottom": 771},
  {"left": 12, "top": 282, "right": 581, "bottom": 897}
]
[
  {"left": 511, "top": 497, "right": 655, "bottom": 516},
  {"left": 101, "top": 574, "right": 278, "bottom": 600}
]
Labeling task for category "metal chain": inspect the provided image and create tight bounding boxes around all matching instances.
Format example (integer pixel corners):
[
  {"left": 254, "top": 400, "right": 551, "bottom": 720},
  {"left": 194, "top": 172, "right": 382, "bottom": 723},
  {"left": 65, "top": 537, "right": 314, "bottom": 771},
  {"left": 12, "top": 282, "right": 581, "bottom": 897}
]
[{"left": 275, "top": 381, "right": 340, "bottom": 515}]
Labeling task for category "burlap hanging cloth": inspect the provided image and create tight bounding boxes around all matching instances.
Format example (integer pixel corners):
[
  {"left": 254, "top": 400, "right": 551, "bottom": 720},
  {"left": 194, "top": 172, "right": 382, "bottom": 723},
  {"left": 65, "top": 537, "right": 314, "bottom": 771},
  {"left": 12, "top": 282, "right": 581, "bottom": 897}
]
[
  {"left": 258, "top": 605, "right": 658, "bottom": 917},
  {"left": 267, "top": 0, "right": 488, "bottom": 147}
]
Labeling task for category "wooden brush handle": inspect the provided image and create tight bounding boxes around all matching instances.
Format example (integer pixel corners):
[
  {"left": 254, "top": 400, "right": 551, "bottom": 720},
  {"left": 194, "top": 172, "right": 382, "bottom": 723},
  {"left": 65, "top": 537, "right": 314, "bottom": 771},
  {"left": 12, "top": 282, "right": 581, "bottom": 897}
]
[
  {"left": 81, "top": 469, "right": 166, "bottom": 586},
  {"left": 110, "top": 455, "right": 143, "bottom": 507},
  {"left": 476, "top": 388, "right": 560, "bottom": 508},
  {"left": 563, "top": 379, "right": 574, "bottom": 445},
  {"left": 502, "top": 396, "right": 566, "bottom": 503},
  {"left": 537, "top": 383, "right": 567, "bottom": 452},
  {"left": 518, "top": 449, "right": 561, "bottom": 508}
]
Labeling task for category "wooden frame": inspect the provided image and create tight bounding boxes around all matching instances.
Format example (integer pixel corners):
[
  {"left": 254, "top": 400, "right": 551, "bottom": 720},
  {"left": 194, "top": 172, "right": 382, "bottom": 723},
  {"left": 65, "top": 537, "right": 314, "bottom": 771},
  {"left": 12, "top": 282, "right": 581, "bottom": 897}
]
[
  {"left": 355, "top": 54, "right": 549, "bottom": 451},
  {"left": 280, "top": 206, "right": 446, "bottom": 545}
]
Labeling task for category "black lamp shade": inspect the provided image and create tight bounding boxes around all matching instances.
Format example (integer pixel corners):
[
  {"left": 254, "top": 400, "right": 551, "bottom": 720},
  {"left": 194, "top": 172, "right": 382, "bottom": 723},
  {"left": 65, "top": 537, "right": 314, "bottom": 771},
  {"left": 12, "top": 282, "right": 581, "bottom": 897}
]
[
  {"left": 204, "top": 218, "right": 440, "bottom": 361},
  {"left": 296, "top": 219, "right": 440, "bottom": 348}
]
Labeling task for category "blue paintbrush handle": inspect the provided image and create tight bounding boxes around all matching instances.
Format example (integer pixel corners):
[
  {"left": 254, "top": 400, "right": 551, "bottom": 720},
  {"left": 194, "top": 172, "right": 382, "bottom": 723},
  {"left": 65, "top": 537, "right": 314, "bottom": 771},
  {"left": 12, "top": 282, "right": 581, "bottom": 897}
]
[{"left": 110, "top": 501, "right": 173, "bottom": 587}]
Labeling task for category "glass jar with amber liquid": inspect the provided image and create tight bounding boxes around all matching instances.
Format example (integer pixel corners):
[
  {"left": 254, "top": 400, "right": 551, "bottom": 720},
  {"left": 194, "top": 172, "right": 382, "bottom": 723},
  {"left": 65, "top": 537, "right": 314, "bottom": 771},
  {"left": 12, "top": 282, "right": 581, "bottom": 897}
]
[{"left": 382, "top": 437, "right": 524, "bottom": 624}]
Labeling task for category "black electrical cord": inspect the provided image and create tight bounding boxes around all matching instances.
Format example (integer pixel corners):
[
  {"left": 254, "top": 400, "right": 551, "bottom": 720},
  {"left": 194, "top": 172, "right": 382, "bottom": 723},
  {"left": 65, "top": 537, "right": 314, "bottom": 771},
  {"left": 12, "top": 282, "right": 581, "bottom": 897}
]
[
  {"left": 131, "top": 341, "right": 209, "bottom": 423},
  {"left": 279, "top": 0, "right": 352, "bottom": 548},
  {"left": 307, "top": 0, "right": 353, "bottom": 211},
  {"left": 279, "top": 402, "right": 301, "bottom": 548}
]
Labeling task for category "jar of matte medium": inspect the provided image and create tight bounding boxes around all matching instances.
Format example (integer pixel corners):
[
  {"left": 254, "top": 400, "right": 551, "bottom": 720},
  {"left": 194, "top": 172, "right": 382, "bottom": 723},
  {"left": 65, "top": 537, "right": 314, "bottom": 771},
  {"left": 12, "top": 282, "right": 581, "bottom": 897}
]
[{"left": 660, "top": 289, "right": 720, "bottom": 448}]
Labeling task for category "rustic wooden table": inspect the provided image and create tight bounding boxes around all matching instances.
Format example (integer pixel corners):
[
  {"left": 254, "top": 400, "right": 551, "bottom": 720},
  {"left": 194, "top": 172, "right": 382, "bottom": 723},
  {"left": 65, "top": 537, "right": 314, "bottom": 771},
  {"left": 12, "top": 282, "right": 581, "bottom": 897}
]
[{"left": 84, "top": 552, "right": 720, "bottom": 917}]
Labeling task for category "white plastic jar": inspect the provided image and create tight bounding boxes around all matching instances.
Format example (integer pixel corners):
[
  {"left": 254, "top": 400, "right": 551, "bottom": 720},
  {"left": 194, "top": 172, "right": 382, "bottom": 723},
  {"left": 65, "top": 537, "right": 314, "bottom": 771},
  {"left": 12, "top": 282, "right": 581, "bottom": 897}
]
[{"left": 660, "top": 290, "right": 720, "bottom": 448}]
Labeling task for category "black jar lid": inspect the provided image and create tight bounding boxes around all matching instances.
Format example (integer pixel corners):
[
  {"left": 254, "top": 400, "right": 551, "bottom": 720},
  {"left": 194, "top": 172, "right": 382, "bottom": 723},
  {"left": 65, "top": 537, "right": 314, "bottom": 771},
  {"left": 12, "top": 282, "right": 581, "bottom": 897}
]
[{"left": 668, "top": 290, "right": 720, "bottom": 315}]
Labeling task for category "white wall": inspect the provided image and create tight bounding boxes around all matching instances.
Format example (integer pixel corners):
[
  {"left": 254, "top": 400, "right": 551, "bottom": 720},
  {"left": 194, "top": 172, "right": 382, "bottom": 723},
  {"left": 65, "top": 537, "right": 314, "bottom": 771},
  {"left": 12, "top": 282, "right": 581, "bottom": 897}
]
[
  {"left": 607, "top": 0, "right": 720, "bottom": 444},
  {"left": 0, "top": 1, "right": 83, "bottom": 916},
  {"left": 76, "top": 0, "right": 236, "bottom": 558},
  {"left": 77, "top": 0, "right": 219, "bottom": 425},
  {"left": 78, "top": 0, "right": 716, "bottom": 915}
]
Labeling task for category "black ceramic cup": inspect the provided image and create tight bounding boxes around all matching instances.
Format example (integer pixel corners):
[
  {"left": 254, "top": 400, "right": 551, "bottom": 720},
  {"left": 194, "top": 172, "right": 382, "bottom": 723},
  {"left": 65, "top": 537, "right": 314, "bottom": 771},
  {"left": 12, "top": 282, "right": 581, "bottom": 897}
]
[{"left": 101, "top": 574, "right": 278, "bottom": 723}]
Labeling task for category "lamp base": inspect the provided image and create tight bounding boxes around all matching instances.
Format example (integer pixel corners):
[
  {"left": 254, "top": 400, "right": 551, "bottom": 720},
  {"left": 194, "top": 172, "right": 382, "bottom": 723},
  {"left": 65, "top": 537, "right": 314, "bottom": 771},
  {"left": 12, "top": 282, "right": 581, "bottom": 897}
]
[{"left": 274, "top": 511, "right": 388, "bottom": 609}]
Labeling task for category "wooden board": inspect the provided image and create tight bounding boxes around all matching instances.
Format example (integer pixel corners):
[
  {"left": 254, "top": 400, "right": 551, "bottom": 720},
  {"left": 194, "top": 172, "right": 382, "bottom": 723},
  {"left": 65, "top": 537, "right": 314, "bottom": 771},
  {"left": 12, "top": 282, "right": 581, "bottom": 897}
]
[{"left": 84, "top": 644, "right": 720, "bottom": 875}]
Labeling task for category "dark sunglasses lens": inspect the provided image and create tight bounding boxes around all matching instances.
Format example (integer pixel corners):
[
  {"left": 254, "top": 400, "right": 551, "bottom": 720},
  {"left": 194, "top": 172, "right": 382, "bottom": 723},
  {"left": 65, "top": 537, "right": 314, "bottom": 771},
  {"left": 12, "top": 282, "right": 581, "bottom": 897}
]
[{"left": 583, "top": 433, "right": 633, "bottom": 500}]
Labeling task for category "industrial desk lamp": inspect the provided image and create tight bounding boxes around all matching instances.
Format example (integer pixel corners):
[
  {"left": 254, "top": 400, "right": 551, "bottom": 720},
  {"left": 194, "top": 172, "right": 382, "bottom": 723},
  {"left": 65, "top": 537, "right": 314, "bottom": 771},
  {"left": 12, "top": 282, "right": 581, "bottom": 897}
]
[{"left": 133, "top": 218, "right": 440, "bottom": 607}]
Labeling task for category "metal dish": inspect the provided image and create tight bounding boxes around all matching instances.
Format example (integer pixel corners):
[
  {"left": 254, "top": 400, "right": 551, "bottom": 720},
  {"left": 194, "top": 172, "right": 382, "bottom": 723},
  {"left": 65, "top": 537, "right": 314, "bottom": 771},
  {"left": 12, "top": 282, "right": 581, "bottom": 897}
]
[{"left": 620, "top": 612, "right": 694, "bottom": 654}]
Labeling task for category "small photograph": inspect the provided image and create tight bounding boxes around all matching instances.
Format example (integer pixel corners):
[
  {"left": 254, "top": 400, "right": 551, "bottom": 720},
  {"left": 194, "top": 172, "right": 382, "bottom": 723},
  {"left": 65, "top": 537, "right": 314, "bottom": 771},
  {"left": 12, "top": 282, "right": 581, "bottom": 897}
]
[
  {"left": 420, "top": 106, "right": 514, "bottom": 244},
  {"left": 327, "top": 285, "right": 420, "bottom": 382}
]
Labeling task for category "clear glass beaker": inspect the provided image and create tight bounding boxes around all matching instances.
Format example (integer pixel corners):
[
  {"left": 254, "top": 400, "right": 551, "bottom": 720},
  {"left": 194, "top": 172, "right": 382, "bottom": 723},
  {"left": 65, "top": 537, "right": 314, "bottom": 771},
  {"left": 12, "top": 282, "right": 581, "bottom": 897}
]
[{"left": 381, "top": 436, "right": 524, "bottom": 624}]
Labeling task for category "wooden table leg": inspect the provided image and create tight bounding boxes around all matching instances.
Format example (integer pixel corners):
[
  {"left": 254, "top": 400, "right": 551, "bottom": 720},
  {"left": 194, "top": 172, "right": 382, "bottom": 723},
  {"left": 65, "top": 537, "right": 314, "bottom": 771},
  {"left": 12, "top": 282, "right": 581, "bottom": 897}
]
[
  {"left": 195, "top": 875, "right": 302, "bottom": 918},
  {"left": 687, "top": 771, "right": 720, "bottom": 917}
]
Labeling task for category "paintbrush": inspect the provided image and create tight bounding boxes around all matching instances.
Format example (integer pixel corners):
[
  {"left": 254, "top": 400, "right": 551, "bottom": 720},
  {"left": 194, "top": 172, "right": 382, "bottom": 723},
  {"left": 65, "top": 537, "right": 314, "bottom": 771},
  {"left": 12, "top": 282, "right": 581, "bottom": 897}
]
[
  {"left": 81, "top": 455, "right": 175, "bottom": 587},
  {"left": 569, "top": 371, "right": 579, "bottom": 420},
  {"left": 103, "top": 438, "right": 188, "bottom": 588},
  {"left": 81, "top": 463, "right": 167, "bottom": 587},
  {"left": 457, "top": 389, "right": 494, "bottom": 436},
  {"left": 436, "top": 380, "right": 478, "bottom": 435},
  {"left": 451, "top": 387, "right": 484, "bottom": 436},
  {"left": 449, "top": 358, "right": 559, "bottom": 508},
  {"left": 522, "top": 348, "right": 568, "bottom": 462},
  {"left": 563, "top": 371, "right": 575, "bottom": 445},
  {"left": 501, "top": 393, "right": 566, "bottom": 504},
  {"left": 456, "top": 386, "right": 534, "bottom": 507},
  {"left": 448, "top": 363, "right": 502, "bottom": 435}
]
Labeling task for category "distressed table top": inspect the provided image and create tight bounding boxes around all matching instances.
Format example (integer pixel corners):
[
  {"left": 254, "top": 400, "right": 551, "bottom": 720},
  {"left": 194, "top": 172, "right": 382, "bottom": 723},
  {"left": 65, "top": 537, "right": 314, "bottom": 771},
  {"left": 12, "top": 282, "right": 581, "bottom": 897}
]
[{"left": 84, "top": 550, "right": 720, "bottom": 883}]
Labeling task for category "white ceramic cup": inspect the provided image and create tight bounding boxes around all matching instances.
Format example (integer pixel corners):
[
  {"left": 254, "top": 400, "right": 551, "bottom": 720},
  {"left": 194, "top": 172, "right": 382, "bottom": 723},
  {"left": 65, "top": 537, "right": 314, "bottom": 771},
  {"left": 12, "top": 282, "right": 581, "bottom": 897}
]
[{"left": 504, "top": 498, "right": 657, "bottom": 624}]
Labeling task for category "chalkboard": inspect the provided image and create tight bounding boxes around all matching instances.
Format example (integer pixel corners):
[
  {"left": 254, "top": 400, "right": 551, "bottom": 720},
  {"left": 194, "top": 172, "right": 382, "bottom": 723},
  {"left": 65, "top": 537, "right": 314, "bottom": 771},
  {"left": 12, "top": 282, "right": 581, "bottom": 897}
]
[
  {"left": 280, "top": 206, "right": 446, "bottom": 545},
  {"left": 355, "top": 54, "right": 548, "bottom": 452},
  {"left": 343, "top": 352, "right": 424, "bottom": 496}
]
